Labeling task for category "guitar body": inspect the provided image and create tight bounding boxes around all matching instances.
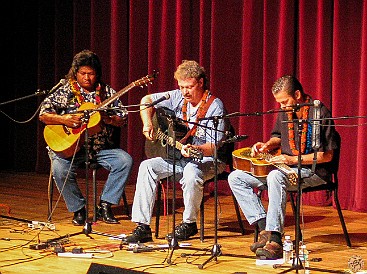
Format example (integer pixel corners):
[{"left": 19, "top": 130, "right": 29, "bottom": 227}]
[
  {"left": 144, "top": 113, "right": 170, "bottom": 159},
  {"left": 43, "top": 102, "right": 101, "bottom": 158},
  {"left": 232, "top": 147, "right": 298, "bottom": 185},
  {"left": 232, "top": 147, "right": 276, "bottom": 177},
  {"left": 43, "top": 73, "right": 157, "bottom": 158},
  {"left": 144, "top": 110, "right": 203, "bottom": 161}
]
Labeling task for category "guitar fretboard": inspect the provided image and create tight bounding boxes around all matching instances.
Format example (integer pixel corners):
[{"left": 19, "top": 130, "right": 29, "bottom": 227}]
[{"left": 155, "top": 129, "right": 203, "bottom": 160}]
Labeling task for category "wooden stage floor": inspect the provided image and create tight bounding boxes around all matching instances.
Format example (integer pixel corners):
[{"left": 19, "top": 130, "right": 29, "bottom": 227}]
[{"left": 0, "top": 171, "right": 366, "bottom": 274}]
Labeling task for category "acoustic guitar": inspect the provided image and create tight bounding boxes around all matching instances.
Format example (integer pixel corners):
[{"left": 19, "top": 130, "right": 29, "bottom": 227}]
[
  {"left": 232, "top": 147, "right": 298, "bottom": 185},
  {"left": 43, "top": 73, "right": 157, "bottom": 158},
  {"left": 153, "top": 128, "right": 203, "bottom": 160},
  {"left": 144, "top": 108, "right": 203, "bottom": 161}
]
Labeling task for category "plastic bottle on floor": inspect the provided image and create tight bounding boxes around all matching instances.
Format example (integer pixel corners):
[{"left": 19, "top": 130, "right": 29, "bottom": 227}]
[
  {"left": 283, "top": 235, "right": 294, "bottom": 264},
  {"left": 300, "top": 244, "right": 310, "bottom": 271}
]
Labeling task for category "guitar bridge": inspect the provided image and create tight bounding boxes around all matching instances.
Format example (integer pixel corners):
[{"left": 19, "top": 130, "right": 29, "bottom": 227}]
[{"left": 62, "top": 125, "right": 71, "bottom": 135}]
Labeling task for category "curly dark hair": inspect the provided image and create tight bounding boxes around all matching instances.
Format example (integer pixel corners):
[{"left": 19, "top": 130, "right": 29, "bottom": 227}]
[{"left": 65, "top": 49, "right": 102, "bottom": 82}]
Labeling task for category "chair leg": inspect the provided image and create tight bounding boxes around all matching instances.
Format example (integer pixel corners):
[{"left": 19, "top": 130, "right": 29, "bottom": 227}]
[
  {"left": 290, "top": 193, "right": 303, "bottom": 241},
  {"left": 232, "top": 193, "right": 245, "bottom": 235},
  {"left": 254, "top": 224, "right": 259, "bottom": 243},
  {"left": 155, "top": 182, "right": 162, "bottom": 239},
  {"left": 92, "top": 168, "right": 98, "bottom": 223},
  {"left": 200, "top": 197, "right": 204, "bottom": 242},
  {"left": 121, "top": 191, "right": 130, "bottom": 219},
  {"left": 333, "top": 189, "right": 352, "bottom": 247}
]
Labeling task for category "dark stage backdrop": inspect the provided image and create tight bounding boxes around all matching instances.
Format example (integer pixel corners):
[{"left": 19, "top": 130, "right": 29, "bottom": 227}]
[{"left": 2, "top": 1, "right": 367, "bottom": 212}]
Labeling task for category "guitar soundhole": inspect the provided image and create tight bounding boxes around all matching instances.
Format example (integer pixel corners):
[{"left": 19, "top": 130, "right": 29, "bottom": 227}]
[{"left": 160, "top": 139, "right": 167, "bottom": 147}]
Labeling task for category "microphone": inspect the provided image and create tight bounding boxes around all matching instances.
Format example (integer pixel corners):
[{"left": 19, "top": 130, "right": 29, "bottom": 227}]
[
  {"left": 311, "top": 100, "right": 321, "bottom": 149},
  {"left": 144, "top": 93, "right": 170, "bottom": 108},
  {"left": 311, "top": 99, "right": 321, "bottom": 174},
  {"left": 47, "top": 79, "right": 67, "bottom": 94},
  {"left": 289, "top": 100, "right": 320, "bottom": 109},
  {"left": 220, "top": 134, "right": 248, "bottom": 144}
]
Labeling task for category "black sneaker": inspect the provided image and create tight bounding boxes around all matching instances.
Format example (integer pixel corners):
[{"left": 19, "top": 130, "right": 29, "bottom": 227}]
[
  {"left": 166, "top": 222, "right": 198, "bottom": 241},
  {"left": 72, "top": 207, "right": 86, "bottom": 226},
  {"left": 124, "top": 225, "right": 153, "bottom": 243}
]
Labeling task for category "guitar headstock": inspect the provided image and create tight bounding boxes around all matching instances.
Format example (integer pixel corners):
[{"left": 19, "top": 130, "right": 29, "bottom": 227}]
[{"left": 134, "top": 71, "right": 159, "bottom": 87}]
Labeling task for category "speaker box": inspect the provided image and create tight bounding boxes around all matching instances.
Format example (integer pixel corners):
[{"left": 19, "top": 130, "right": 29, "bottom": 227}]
[{"left": 87, "top": 263, "right": 147, "bottom": 274}]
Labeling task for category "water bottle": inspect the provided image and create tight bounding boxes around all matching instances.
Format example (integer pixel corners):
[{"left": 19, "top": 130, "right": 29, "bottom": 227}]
[
  {"left": 283, "top": 235, "right": 294, "bottom": 264},
  {"left": 300, "top": 244, "right": 309, "bottom": 267}
]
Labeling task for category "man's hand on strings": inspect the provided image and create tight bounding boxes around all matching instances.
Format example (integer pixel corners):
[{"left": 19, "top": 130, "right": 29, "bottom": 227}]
[
  {"left": 251, "top": 142, "right": 267, "bottom": 156},
  {"left": 252, "top": 137, "right": 281, "bottom": 157},
  {"left": 64, "top": 114, "right": 83, "bottom": 128},
  {"left": 181, "top": 144, "right": 194, "bottom": 158},
  {"left": 142, "top": 125, "right": 154, "bottom": 140}
]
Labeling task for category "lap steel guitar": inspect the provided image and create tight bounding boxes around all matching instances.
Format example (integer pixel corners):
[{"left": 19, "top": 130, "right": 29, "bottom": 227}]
[{"left": 232, "top": 147, "right": 298, "bottom": 185}]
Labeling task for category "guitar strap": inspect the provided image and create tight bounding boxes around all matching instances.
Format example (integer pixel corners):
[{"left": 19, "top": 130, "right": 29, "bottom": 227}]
[{"left": 180, "top": 91, "right": 216, "bottom": 144}]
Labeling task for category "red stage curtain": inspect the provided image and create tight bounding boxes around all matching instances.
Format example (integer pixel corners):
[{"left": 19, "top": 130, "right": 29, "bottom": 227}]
[{"left": 35, "top": 0, "right": 367, "bottom": 212}]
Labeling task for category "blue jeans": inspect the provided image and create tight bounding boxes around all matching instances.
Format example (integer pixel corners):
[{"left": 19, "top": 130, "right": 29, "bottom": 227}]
[
  {"left": 228, "top": 167, "right": 315, "bottom": 234},
  {"left": 49, "top": 148, "right": 133, "bottom": 213},
  {"left": 131, "top": 156, "right": 226, "bottom": 225}
]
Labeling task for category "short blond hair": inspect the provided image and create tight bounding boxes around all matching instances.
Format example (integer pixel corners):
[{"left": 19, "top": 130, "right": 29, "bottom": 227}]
[{"left": 174, "top": 60, "right": 208, "bottom": 89}]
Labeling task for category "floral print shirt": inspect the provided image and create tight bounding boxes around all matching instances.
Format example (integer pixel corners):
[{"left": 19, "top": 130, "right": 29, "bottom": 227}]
[{"left": 39, "top": 80, "right": 127, "bottom": 159}]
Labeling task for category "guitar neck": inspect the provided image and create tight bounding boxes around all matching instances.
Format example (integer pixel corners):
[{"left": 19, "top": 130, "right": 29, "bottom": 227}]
[
  {"left": 97, "top": 73, "right": 157, "bottom": 109},
  {"left": 98, "top": 83, "right": 135, "bottom": 109},
  {"left": 155, "top": 129, "right": 203, "bottom": 160}
]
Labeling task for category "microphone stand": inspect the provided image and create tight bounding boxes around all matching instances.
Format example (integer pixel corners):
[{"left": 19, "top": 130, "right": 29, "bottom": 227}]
[
  {"left": 0, "top": 90, "right": 47, "bottom": 106},
  {"left": 278, "top": 118, "right": 305, "bottom": 273},
  {"left": 198, "top": 116, "right": 221, "bottom": 269},
  {"left": 164, "top": 116, "right": 179, "bottom": 264},
  {"left": 278, "top": 117, "right": 336, "bottom": 274},
  {"left": 0, "top": 87, "right": 64, "bottom": 232},
  {"left": 45, "top": 109, "right": 127, "bottom": 247},
  {"left": 131, "top": 110, "right": 229, "bottom": 264},
  {"left": 221, "top": 108, "right": 307, "bottom": 272},
  {"left": 132, "top": 111, "right": 201, "bottom": 262}
]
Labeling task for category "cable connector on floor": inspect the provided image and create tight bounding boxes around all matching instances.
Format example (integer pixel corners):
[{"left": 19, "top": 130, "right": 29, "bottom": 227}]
[
  {"left": 72, "top": 247, "right": 84, "bottom": 254},
  {"left": 29, "top": 243, "right": 48, "bottom": 250},
  {"left": 28, "top": 221, "right": 56, "bottom": 230},
  {"left": 57, "top": 252, "right": 93, "bottom": 258}
]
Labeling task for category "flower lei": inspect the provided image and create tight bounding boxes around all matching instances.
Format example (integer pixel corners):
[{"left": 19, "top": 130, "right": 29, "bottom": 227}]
[
  {"left": 182, "top": 90, "right": 210, "bottom": 136},
  {"left": 287, "top": 97, "right": 312, "bottom": 155},
  {"left": 69, "top": 79, "right": 102, "bottom": 107}
]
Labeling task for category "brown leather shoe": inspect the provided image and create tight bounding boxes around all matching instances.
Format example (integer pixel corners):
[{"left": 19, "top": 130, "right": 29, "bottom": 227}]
[
  {"left": 255, "top": 241, "right": 283, "bottom": 260},
  {"left": 250, "top": 230, "right": 270, "bottom": 253}
]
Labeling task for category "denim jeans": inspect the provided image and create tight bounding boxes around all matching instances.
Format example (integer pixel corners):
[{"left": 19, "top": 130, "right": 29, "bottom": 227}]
[
  {"left": 228, "top": 167, "right": 314, "bottom": 234},
  {"left": 49, "top": 148, "right": 133, "bottom": 213},
  {"left": 131, "top": 156, "right": 226, "bottom": 225}
]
